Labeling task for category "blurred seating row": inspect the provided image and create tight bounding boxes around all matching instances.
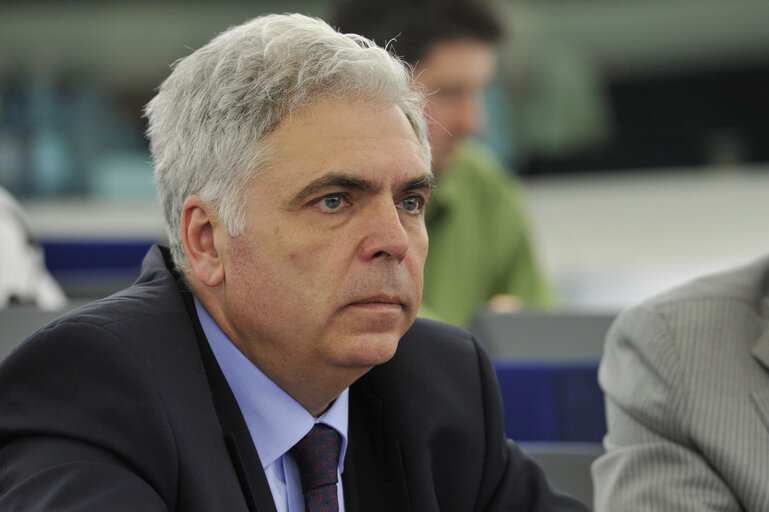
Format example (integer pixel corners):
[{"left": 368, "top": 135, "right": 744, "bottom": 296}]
[
  {"left": 473, "top": 309, "right": 614, "bottom": 506},
  {"left": 520, "top": 441, "right": 602, "bottom": 507},
  {"left": 39, "top": 239, "right": 156, "bottom": 298},
  {"left": 470, "top": 309, "right": 614, "bottom": 444}
]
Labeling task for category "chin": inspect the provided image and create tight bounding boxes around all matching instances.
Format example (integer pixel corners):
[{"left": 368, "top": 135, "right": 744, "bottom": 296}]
[{"left": 339, "top": 332, "right": 401, "bottom": 369}]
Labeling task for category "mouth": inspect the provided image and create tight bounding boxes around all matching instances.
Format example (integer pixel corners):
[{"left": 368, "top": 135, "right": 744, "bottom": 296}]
[{"left": 348, "top": 295, "right": 405, "bottom": 310}]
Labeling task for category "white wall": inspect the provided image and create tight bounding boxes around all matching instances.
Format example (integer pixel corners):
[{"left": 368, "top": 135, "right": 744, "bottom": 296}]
[{"left": 525, "top": 165, "right": 769, "bottom": 311}]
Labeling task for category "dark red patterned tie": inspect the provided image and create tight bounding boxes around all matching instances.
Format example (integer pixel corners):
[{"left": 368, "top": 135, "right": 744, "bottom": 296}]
[{"left": 290, "top": 424, "right": 342, "bottom": 512}]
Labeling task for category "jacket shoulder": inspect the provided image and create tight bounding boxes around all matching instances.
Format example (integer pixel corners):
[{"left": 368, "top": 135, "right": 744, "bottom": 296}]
[{"left": 643, "top": 254, "right": 769, "bottom": 311}]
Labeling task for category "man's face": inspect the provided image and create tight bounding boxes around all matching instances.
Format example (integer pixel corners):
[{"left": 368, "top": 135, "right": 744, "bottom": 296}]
[
  {"left": 216, "top": 98, "right": 431, "bottom": 390},
  {"left": 414, "top": 38, "right": 496, "bottom": 174}
]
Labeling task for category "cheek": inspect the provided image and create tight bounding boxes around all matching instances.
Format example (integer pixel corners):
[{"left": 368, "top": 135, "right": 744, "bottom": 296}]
[
  {"left": 227, "top": 234, "right": 295, "bottom": 298},
  {"left": 285, "top": 246, "right": 328, "bottom": 273},
  {"left": 409, "top": 230, "right": 429, "bottom": 269},
  {"left": 273, "top": 238, "right": 350, "bottom": 296}
]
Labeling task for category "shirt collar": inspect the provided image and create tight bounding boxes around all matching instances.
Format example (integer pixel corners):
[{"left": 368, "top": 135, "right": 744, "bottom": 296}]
[{"left": 194, "top": 297, "right": 349, "bottom": 471}]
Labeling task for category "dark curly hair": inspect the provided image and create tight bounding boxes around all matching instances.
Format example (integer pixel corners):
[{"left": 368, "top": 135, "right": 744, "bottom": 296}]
[{"left": 329, "top": 0, "right": 503, "bottom": 66}]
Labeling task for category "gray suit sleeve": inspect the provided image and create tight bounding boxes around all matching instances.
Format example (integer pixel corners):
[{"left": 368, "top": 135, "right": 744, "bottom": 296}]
[{"left": 592, "top": 304, "right": 740, "bottom": 512}]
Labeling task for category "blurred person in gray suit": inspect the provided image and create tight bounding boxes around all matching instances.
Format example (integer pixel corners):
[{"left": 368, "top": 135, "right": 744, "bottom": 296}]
[{"left": 593, "top": 255, "right": 769, "bottom": 510}]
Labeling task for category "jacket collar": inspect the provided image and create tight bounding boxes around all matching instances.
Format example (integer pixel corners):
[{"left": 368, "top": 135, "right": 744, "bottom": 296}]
[
  {"left": 753, "top": 332, "right": 769, "bottom": 371},
  {"left": 751, "top": 300, "right": 769, "bottom": 431},
  {"left": 180, "top": 279, "right": 277, "bottom": 512},
  {"left": 751, "top": 294, "right": 769, "bottom": 371}
]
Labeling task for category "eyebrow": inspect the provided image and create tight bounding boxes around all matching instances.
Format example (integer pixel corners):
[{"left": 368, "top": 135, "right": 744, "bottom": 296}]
[
  {"left": 290, "top": 172, "right": 435, "bottom": 206},
  {"left": 403, "top": 174, "right": 437, "bottom": 197},
  {"left": 292, "top": 173, "right": 376, "bottom": 204}
]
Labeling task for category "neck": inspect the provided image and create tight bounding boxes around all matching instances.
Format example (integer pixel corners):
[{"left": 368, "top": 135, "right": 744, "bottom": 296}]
[{"left": 254, "top": 357, "right": 367, "bottom": 417}]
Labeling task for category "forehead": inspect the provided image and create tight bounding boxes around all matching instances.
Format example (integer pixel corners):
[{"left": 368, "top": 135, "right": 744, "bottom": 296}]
[
  {"left": 415, "top": 38, "right": 496, "bottom": 88},
  {"left": 260, "top": 98, "right": 430, "bottom": 188}
]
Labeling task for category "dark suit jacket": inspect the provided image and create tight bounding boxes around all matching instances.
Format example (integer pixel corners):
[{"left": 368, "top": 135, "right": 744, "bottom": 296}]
[{"left": 0, "top": 245, "right": 586, "bottom": 511}]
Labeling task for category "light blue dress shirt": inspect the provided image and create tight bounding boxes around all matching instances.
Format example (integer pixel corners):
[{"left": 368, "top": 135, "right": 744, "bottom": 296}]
[{"left": 195, "top": 298, "right": 349, "bottom": 512}]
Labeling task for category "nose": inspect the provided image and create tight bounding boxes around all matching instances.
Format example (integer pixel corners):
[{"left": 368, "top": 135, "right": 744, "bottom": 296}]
[{"left": 358, "top": 199, "right": 410, "bottom": 263}]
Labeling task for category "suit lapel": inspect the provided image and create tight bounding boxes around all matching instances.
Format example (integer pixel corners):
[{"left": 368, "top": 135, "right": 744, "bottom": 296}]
[
  {"left": 750, "top": 309, "right": 769, "bottom": 431},
  {"left": 181, "top": 287, "right": 278, "bottom": 512},
  {"left": 344, "top": 381, "right": 412, "bottom": 512},
  {"left": 751, "top": 319, "right": 769, "bottom": 372}
]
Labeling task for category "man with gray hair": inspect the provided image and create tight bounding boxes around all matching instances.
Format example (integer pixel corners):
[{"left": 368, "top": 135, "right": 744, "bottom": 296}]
[{"left": 0, "top": 14, "right": 586, "bottom": 512}]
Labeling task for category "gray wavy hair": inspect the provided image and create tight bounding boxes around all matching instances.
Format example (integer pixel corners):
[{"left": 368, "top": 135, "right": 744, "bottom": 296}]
[{"left": 145, "top": 13, "right": 431, "bottom": 270}]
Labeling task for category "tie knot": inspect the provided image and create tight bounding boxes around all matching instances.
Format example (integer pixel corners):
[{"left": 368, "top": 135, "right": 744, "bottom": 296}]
[{"left": 291, "top": 424, "right": 342, "bottom": 492}]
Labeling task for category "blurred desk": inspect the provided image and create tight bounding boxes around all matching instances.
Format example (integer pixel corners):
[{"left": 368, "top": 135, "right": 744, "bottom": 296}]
[
  {"left": 470, "top": 309, "right": 615, "bottom": 360},
  {"left": 476, "top": 311, "right": 615, "bottom": 443},
  {"left": 520, "top": 441, "right": 602, "bottom": 507},
  {"left": 0, "top": 304, "right": 83, "bottom": 360}
]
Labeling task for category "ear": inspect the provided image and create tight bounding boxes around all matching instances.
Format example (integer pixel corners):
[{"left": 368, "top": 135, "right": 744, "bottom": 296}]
[{"left": 180, "top": 195, "right": 225, "bottom": 287}]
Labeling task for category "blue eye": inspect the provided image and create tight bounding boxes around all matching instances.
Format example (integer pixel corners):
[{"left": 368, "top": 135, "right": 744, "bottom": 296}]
[
  {"left": 320, "top": 194, "right": 343, "bottom": 210},
  {"left": 313, "top": 193, "right": 351, "bottom": 213},
  {"left": 401, "top": 195, "right": 422, "bottom": 212}
]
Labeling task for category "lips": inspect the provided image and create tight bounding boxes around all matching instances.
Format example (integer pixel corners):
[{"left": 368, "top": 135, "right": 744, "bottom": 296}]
[{"left": 349, "top": 295, "right": 404, "bottom": 307}]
